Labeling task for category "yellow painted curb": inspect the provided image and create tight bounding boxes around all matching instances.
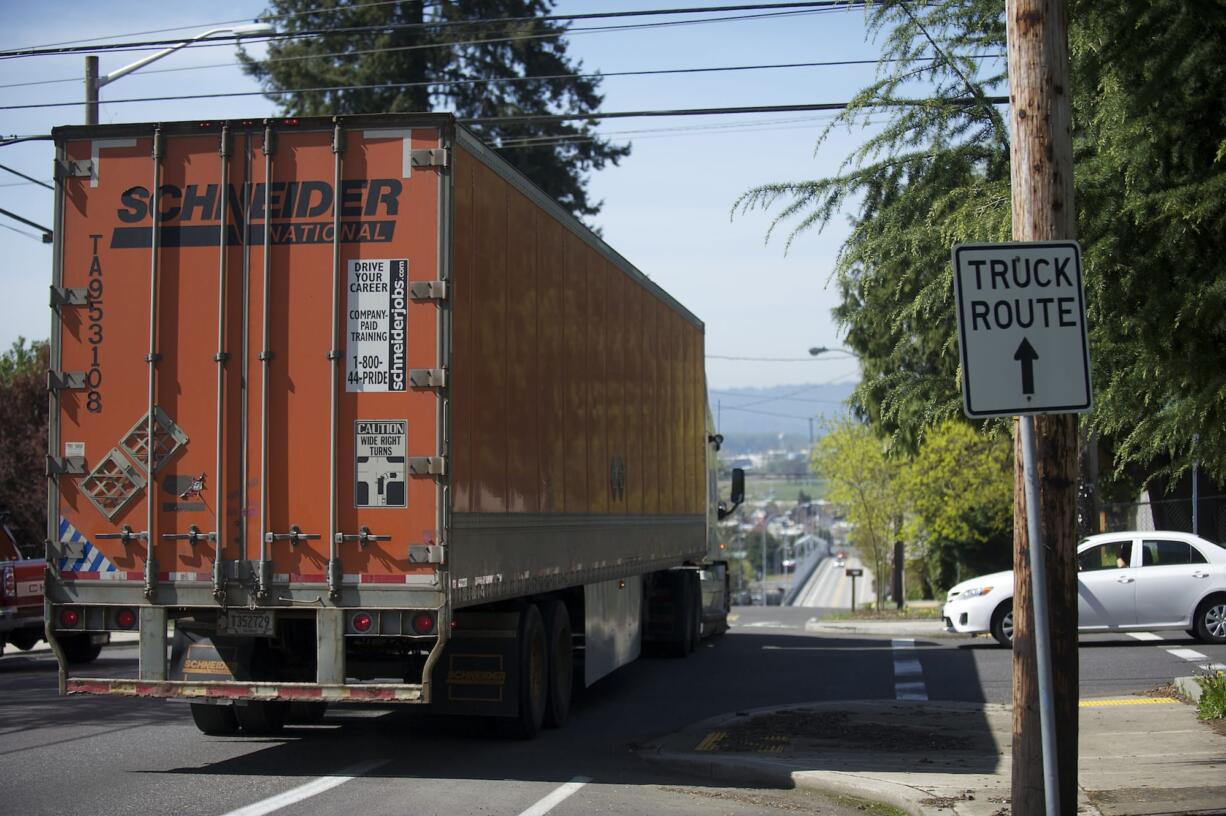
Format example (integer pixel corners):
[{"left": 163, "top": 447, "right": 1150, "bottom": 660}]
[
  {"left": 1078, "top": 697, "right": 1179, "bottom": 708},
  {"left": 695, "top": 730, "right": 726, "bottom": 751}
]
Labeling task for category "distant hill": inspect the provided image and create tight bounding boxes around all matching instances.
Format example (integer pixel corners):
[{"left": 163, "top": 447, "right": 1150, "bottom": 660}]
[{"left": 708, "top": 382, "right": 856, "bottom": 453}]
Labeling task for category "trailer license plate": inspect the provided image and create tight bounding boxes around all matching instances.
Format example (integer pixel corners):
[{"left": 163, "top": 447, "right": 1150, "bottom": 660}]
[{"left": 218, "top": 611, "right": 274, "bottom": 637}]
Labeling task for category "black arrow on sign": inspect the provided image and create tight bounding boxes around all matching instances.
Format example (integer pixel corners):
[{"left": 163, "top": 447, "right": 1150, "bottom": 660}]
[{"left": 1013, "top": 337, "right": 1038, "bottom": 395}]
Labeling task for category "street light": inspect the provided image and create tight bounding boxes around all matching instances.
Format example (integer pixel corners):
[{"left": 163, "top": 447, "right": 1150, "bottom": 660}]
[{"left": 84, "top": 23, "right": 275, "bottom": 124}]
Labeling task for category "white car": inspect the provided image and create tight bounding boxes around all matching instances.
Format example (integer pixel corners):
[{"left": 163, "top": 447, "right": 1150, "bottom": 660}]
[{"left": 942, "top": 531, "right": 1226, "bottom": 647}]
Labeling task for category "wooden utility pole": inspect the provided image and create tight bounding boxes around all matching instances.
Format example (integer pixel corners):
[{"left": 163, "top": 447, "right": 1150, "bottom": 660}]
[{"left": 1006, "top": 1, "right": 1080, "bottom": 813}]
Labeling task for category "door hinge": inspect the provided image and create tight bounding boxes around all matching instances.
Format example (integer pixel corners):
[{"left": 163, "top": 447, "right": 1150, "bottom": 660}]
[
  {"left": 47, "top": 456, "right": 86, "bottom": 476},
  {"left": 48, "top": 370, "right": 86, "bottom": 391},
  {"left": 409, "top": 368, "right": 447, "bottom": 388},
  {"left": 408, "top": 456, "right": 447, "bottom": 477},
  {"left": 409, "top": 280, "right": 447, "bottom": 301},
  {"left": 411, "top": 148, "right": 449, "bottom": 168},
  {"left": 50, "top": 286, "right": 88, "bottom": 309}
]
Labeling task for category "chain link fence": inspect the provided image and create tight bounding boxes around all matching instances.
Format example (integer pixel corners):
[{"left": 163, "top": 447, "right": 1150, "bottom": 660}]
[{"left": 1099, "top": 494, "right": 1226, "bottom": 543}]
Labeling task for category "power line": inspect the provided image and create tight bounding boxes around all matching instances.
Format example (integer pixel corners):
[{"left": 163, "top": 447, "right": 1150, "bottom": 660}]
[
  {"left": 11, "top": 0, "right": 440, "bottom": 51},
  {"left": 0, "top": 57, "right": 969, "bottom": 113},
  {"left": 0, "top": 222, "right": 47, "bottom": 242},
  {"left": 707, "top": 353, "right": 853, "bottom": 362},
  {"left": 0, "top": 207, "right": 52, "bottom": 242},
  {"left": 717, "top": 405, "right": 816, "bottom": 420},
  {"left": 0, "top": 2, "right": 857, "bottom": 59},
  {"left": 0, "top": 163, "right": 53, "bottom": 190},
  {"left": 466, "top": 98, "right": 1008, "bottom": 125}
]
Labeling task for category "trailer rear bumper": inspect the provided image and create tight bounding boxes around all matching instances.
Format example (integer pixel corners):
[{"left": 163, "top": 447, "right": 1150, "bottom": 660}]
[{"left": 66, "top": 677, "right": 424, "bottom": 703}]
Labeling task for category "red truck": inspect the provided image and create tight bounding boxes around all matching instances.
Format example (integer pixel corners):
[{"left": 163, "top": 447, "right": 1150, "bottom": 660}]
[
  {"left": 2, "top": 519, "right": 105, "bottom": 662},
  {"left": 45, "top": 114, "right": 743, "bottom": 736}
]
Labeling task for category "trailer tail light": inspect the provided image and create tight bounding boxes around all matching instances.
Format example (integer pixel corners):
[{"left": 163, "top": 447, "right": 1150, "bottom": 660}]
[
  {"left": 351, "top": 612, "right": 373, "bottom": 633},
  {"left": 59, "top": 607, "right": 81, "bottom": 628},
  {"left": 115, "top": 608, "right": 137, "bottom": 629},
  {"left": 1, "top": 566, "right": 12, "bottom": 600},
  {"left": 412, "top": 612, "right": 436, "bottom": 635}
]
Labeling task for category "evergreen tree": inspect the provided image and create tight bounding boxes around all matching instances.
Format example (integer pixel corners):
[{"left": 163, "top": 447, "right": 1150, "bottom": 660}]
[
  {"left": 243, "top": 0, "right": 629, "bottom": 221},
  {"left": 737, "top": 0, "right": 1226, "bottom": 493}
]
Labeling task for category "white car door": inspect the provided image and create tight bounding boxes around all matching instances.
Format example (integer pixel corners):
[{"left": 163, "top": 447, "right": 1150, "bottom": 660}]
[
  {"left": 1133, "top": 538, "right": 1212, "bottom": 627},
  {"left": 1076, "top": 540, "right": 1138, "bottom": 628}
]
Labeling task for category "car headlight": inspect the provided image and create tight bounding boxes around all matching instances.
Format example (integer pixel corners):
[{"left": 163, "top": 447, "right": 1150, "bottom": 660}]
[{"left": 957, "top": 586, "right": 993, "bottom": 600}]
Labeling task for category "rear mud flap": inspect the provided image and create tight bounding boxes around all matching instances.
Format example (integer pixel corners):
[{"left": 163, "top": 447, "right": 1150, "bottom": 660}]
[
  {"left": 428, "top": 612, "right": 520, "bottom": 717},
  {"left": 170, "top": 626, "right": 257, "bottom": 683}
]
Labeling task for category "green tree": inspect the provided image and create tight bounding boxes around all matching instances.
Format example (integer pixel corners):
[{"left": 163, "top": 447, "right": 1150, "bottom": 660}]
[
  {"left": 1071, "top": 3, "right": 1226, "bottom": 491},
  {"left": 811, "top": 417, "right": 906, "bottom": 608},
  {"left": 243, "top": 0, "right": 629, "bottom": 221},
  {"left": 902, "top": 419, "right": 1012, "bottom": 593},
  {"left": 736, "top": 0, "right": 1010, "bottom": 455},
  {"left": 0, "top": 338, "right": 49, "bottom": 554},
  {"left": 736, "top": 0, "right": 1226, "bottom": 493}
]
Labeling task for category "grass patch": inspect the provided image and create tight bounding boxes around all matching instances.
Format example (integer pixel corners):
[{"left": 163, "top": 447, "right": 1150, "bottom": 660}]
[
  {"left": 832, "top": 793, "right": 909, "bottom": 816},
  {"left": 823, "top": 606, "right": 942, "bottom": 621},
  {"left": 1196, "top": 669, "right": 1226, "bottom": 720}
]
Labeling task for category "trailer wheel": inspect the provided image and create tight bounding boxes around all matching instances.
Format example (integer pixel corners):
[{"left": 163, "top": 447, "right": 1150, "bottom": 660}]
[
  {"left": 235, "top": 701, "right": 288, "bottom": 735},
  {"left": 541, "top": 600, "right": 573, "bottom": 729},
  {"left": 500, "top": 604, "right": 547, "bottom": 739},
  {"left": 190, "top": 703, "right": 239, "bottom": 735},
  {"left": 60, "top": 634, "right": 103, "bottom": 665},
  {"left": 288, "top": 701, "right": 328, "bottom": 724}
]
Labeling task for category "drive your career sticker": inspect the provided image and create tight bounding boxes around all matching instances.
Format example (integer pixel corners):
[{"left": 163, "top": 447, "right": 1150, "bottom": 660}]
[
  {"left": 347, "top": 259, "right": 408, "bottom": 392},
  {"left": 355, "top": 420, "right": 407, "bottom": 508}
]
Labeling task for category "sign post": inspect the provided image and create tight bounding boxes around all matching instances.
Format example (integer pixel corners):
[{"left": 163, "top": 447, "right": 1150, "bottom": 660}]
[
  {"left": 845, "top": 567, "right": 863, "bottom": 612},
  {"left": 954, "top": 240, "right": 1090, "bottom": 816}
]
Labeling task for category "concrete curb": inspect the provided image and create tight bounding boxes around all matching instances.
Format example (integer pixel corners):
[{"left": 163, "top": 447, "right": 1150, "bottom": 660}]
[
  {"left": 641, "top": 747, "right": 929, "bottom": 816},
  {"left": 1174, "top": 675, "right": 1203, "bottom": 703}
]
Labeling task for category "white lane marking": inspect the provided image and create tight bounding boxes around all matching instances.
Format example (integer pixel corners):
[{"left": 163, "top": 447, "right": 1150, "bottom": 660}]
[
  {"left": 1167, "top": 647, "right": 1209, "bottom": 661},
  {"left": 219, "top": 760, "right": 387, "bottom": 816},
  {"left": 517, "top": 777, "right": 591, "bottom": 816},
  {"left": 891, "top": 638, "right": 927, "bottom": 701},
  {"left": 1164, "top": 647, "right": 1226, "bottom": 671},
  {"left": 1127, "top": 632, "right": 1164, "bottom": 641}
]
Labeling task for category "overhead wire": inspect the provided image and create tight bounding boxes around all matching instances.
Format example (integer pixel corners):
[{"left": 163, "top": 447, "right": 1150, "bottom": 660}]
[
  {"left": 12, "top": 0, "right": 443, "bottom": 51},
  {"left": 0, "top": 2, "right": 862, "bottom": 59},
  {"left": 0, "top": 54, "right": 991, "bottom": 112}
]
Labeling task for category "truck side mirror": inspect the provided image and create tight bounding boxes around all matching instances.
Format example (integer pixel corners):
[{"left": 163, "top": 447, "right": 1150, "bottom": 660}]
[{"left": 718, "top": 468, "right": 745, "bottom": 521}]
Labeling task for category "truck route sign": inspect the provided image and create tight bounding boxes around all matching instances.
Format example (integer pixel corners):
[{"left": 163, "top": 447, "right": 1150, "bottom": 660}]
[{"left": 952, "top": 241, "right": 1091, "bottom": 418}]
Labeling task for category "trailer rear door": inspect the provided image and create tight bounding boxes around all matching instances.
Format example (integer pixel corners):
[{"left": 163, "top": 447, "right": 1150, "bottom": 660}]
[{"left": 51, "top": 120, "right": 445, "bottom": 603}]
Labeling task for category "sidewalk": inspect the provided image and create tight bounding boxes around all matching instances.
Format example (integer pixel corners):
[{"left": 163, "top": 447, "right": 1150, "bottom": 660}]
[
  {"left": 641, "top": 695, "right": 1226, "bottom": 815},
  {"left": 804, "top": 617, "right": 959, "bottom": 639}
]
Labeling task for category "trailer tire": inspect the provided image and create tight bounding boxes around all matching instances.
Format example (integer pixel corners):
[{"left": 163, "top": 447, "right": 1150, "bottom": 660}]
[
  {"left": 541, "top": 600, "right": 573, "bottom": 729},
  {"left": 60, "top": 634, "right": 103, "bottom": 665},
  {"left": 190, "top": 703, "right": 239, "bottom": 735},
  {"left": 288, "top": 701, "right": 328, "bottom": 724},
  {"left": 235, "top": 701, "right": 288, "bottom": 735},
  {"left": 500, "top": 604, "right": 548, "bottom": 739}
]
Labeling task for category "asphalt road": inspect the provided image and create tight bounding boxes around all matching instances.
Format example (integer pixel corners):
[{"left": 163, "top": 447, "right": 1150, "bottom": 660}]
[
  {"left": 792, "top": 554, "right": 873, "bottom": 610},
  {"left": 5, "top": 608, "right": 1225, "bottom": 816}
]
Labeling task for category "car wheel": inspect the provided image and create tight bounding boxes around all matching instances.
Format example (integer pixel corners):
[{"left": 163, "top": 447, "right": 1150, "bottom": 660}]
[
  {"left": 1193, "top": 596, "right": 1226, "bottom": 644},
  {"left": 9, "top": 630, "right": 40, "bottom": 651},
  {"left": 990, "top": 601, "right": 1014, "bottom": 648}
]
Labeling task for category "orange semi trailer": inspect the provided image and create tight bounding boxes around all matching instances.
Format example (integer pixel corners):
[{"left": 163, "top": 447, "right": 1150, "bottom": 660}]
[{"left": 45, "top": 114, "right": 744, "bottom": 737}]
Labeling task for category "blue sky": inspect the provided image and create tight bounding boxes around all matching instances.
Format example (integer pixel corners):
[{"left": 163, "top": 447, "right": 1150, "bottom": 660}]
[{"left": 0, "top": 1, "right": 893, "bottom": 390}]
